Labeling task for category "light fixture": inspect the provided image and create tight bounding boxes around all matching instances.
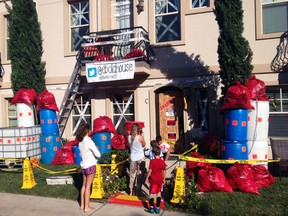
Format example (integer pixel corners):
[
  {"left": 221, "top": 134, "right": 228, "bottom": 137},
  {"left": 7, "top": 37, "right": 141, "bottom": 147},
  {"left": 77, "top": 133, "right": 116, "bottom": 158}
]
[{"left": 136, "top": 0, "right": 144, "bottom": 14}]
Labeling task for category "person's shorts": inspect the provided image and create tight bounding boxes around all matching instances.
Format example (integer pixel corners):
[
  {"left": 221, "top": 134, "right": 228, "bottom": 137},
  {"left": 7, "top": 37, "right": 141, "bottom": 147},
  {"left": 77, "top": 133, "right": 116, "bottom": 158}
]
[
  {"left": 149, "top": 183, "right": 163, "bottom": 194},
  {"left": 82, "top": 165, "right": 96, "bottom": 175}
]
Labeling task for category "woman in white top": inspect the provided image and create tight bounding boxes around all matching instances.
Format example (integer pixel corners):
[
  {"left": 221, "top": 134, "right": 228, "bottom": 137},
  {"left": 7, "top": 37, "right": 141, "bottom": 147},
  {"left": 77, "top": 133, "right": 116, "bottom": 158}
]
[
  {"left": 76, "top": 124, "right": 101, "bottom": 213},
  {"left": 128, "top": 123, "right": 146, "bottom": 195}
]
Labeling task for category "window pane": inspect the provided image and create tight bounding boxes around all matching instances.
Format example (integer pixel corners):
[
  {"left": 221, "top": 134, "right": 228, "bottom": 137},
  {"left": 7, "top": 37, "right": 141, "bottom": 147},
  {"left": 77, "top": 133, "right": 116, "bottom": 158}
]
[
  {"left": 156, "top": 15, "right": 180, "bottom": 42},
  {"left": 70, "top": 1, "right": 89, "bottom": 52},
  {"left": 263, "top": 3, "right": 288, "bottom": 34},
  {"left": 283, "top": 100, "right": 288, "bottom": 112},
  {"left": 192, "top": 0, "right": 209, "bottom": 8}
]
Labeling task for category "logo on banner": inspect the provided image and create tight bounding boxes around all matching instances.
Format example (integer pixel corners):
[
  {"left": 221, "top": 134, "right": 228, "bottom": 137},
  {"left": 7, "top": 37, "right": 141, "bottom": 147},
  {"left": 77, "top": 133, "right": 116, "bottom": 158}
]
[
  {"left": 86, "top": 59, "right": 135, "bottom": 83},
  {"left": 88, "top": 67, "right": 97, "bottom": 78}
]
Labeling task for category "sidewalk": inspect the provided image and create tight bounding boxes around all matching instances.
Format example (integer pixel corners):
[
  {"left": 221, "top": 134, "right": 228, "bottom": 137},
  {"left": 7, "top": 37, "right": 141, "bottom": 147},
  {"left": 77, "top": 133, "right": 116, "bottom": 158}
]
[{"left": 0, "top": 192, "right": 198, "bottom": 216}]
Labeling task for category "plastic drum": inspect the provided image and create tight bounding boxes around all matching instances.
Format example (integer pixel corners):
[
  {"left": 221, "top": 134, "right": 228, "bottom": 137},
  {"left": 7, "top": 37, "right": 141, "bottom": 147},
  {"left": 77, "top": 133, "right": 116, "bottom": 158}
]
[
  {"left": 40, "top": 134, "right": 61, "bottom": 164},
  {"left": 73, "top": 146, "right": 82, "bottom": 165},
  {"left": 247, "top": 100, "right": 269, "bottom": 141},
  {"left": 16, "top": 103, "right": 35, "bottom": 127},
  {"left": 247, "top": 140, "right": 268, "bottom": 168},
  {"left": 225, "top": 109, "right": 248, "bottom": 142},
  {"left": 92, "top": 132, "right": 111, "bottom": 161},
  {"left": 40, "top": 109, "right": 59, "bottom": 134}
]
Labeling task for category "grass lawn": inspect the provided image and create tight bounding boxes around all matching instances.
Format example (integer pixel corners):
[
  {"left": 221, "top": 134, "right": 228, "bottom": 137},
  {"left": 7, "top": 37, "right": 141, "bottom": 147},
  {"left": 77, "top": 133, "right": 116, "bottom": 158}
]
[{"left": 0, "top": 163, "right": 288, "bottom": 216}]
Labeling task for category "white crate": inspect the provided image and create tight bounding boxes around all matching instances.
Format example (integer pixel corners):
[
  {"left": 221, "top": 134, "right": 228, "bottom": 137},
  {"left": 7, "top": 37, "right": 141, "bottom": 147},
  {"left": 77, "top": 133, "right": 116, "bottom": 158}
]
[
  {"left": 0, "top": 126, "right": 41, "bottom": 159},
  {"left": 46, "top": 176, "right": 74, "bottom": 185}
]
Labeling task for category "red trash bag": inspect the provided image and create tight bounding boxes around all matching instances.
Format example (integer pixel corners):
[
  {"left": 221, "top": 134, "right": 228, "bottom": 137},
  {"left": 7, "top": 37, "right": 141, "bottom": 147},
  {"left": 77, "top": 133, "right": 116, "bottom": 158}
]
[
  {"left": 11, "top": 88, "right": 37, "bottom": 105},
  {"left": 252, "top": 165, "right": 275, "bottom": 189},
  {"left": 197, "top": 166, "right": 233, "bottom": 192},
  {"left": 244, "top": 76, "right": 269, "bottom": 101},
  {"left": 36, "top": 89, "right": 59, "bottom": 112},
  {"left": 226, "top": 163, "right": 259, "bottom": 195},
  {"left": 186, "top": 152, "right": 211, "bottom": 178},
  {"left": 112, "top": 134, "right": 126, "bottom": 150},
  {"left": 62, "top": 139, "right": 79, "bottom": 151},
  {"left": 51, "top": 149, "right": 75, "bottom": 165},
  {"left": 220, "top": 81, "right": 254, "bottom": 112},
  {"left": 92, "top": 116, "right": 117, "bottom": 135}
]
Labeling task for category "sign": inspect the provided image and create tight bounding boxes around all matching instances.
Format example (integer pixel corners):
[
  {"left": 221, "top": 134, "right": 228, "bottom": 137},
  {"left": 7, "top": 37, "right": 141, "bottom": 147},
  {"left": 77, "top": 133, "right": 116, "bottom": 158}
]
[{"left": 86, "top": 59, "right": 135, "bottom": 83}]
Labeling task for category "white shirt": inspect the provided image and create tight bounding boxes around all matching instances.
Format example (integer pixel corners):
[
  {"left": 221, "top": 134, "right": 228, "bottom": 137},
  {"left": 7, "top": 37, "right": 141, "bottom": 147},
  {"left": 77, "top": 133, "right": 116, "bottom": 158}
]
[
  {"left": 159, "top": 141, "right": 170, "bottom": 153},
  {"left": 79, "top": 135, "right": 101, "bottom": 169},
  {"left": 129, "top": 135, "right": 145, "bottom": 161}
]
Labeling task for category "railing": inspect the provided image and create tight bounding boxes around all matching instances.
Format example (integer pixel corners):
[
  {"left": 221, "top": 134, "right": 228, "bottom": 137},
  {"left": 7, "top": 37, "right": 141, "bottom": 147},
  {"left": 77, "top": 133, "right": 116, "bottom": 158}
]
[{"left": 79, "top": 26, "right": 155, "bottom": 64}]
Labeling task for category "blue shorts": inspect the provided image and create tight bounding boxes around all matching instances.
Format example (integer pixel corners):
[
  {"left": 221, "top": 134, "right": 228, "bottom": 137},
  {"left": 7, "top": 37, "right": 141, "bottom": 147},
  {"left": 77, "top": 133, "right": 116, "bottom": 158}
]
[{"left": 82, "top": 165, "right": 96, "bottom": 175}]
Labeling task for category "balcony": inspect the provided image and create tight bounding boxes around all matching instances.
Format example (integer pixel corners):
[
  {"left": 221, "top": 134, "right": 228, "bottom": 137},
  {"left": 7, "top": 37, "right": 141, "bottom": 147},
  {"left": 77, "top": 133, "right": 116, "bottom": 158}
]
[{"left": 78, "top": 27, "right": 155, "bottom": 70}]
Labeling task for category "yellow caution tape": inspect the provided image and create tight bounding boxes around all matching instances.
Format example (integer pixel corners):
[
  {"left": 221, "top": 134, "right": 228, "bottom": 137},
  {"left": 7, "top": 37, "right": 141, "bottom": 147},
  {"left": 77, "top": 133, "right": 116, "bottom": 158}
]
[
  {"left": 178, "top": 155, "right": 280, "bottom": 164},
  {"left": 181, "top": 145, "right": 198, "bottom": 155}
]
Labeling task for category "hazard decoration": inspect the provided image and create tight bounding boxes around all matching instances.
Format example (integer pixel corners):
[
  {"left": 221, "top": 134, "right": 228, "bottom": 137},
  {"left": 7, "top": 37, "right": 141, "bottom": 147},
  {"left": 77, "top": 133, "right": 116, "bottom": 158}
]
[
  {"left": 171, "top": 167, "right": 185, "bottom": 204},
  {"left": 90, "top": 164, "right": 104, "bottom": 199},
  {"left": 22, "top": 157, "right": 37, "bottom": 189}
]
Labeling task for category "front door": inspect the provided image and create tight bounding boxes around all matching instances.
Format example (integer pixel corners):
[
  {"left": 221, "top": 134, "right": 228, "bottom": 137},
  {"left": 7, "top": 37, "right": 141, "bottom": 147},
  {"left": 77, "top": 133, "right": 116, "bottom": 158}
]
[{"left": 157, "top": 87, "right": 184, "bottom": 153}]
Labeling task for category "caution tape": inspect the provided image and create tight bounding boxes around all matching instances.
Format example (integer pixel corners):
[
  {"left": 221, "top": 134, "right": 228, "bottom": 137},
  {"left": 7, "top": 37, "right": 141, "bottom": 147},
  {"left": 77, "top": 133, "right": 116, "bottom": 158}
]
[
  {"left": 178, "top": 155, "right": 280, "bottom": 164},
  {"left": 33, "top": 163, "right": 80, "bottom": 174}
]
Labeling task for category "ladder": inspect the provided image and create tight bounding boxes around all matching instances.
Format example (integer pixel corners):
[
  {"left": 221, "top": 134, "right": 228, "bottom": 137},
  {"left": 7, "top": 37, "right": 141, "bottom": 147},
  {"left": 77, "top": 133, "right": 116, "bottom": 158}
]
[{"left": 58, "top": 51, "right": 83, "bottom": 137}]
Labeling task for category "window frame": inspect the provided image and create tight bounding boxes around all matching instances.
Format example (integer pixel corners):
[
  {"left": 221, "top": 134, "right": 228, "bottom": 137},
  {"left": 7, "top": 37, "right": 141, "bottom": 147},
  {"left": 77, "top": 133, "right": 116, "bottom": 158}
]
[
  {"left": 149, "top": 0, "right": 185, "bottom": 46},
  {"left": 0, "top": 13, "right": 11, "bottom": 64},
  {"left": 255, "top": 0, "right": 288, "bottom": 40},
  {"left": 112, "top": 92, "right": 135, "bottom": 135},
  {"left": 111, "top": 0, "right": 133, "bottom": 29},
  {"left": 267, "top": 86, "right": 288, "bottom": 114},
  {"left": 64, "top": 0, "right": 95, "bottom": 56},
  {"left": 184, "top": 0, "right": 215, "bottom": 15},
  {"left": 71, "top": 95, "right": 92, "bottom": 136}
]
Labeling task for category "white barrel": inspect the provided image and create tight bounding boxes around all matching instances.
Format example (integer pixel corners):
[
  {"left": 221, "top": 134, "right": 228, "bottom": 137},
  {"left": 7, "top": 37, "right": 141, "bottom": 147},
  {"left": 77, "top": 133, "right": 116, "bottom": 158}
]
[
  {"left": 16, "top": 103, "right": 35, "bottom": 127},
  {"left": 247, "top": 140, "right": 268, "bottom": 168},
  {"left": 247, "top": 100, "right": 269, "bottom": 141}
]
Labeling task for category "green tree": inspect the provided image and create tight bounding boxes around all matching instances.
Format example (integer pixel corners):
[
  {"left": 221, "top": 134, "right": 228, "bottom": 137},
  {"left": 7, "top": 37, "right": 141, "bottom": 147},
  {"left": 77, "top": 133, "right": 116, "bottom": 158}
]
[
  {"left": 8, "top": 0, "right": 46, "bottom": 94},
  {"left": 214, "top": 0, "right": 253, "bottom": 95}
]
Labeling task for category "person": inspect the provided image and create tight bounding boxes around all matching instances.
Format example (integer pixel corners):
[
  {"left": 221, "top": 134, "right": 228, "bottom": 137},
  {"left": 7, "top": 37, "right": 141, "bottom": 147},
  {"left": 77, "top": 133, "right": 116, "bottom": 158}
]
[
  {"left": 128, "top": 123, "right": 146, "bottom": 195},
  {"left": 76, "top": 123, "right": 101, "bottom": 213},
  {"left": 144, "top": 140, "right": 164, "bottom": 160},
  {"left": 145, "top": 146, "right": 166, "bottom": 214},
  {"left": 155, "top": 135, "right": 171, "bottom": 162}
]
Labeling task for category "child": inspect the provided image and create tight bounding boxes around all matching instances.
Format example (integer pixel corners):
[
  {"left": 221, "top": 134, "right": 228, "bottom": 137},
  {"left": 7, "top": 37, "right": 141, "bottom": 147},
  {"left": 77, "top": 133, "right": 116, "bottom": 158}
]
[
  {"left": 145, "top": 146, "right": 166, "bottom": 214},
  {"left": 76, "top": 124, "right": 101, "bottom": 213},
  {"left": 156, "top": 135, "right": 172, "bottom": 162},
  {"left": 144, "top": 140, "right": 164, "bottom": 160}
]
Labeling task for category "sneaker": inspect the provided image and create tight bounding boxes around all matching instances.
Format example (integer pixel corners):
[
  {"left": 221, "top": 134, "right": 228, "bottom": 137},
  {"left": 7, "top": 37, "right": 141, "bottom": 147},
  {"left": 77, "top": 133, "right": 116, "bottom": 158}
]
[
  {"left": 155, "top": 208, "right": 160, "bottom": 214},
  {"left": 149, "top": 207, "right": 155, "bottom": 214}
]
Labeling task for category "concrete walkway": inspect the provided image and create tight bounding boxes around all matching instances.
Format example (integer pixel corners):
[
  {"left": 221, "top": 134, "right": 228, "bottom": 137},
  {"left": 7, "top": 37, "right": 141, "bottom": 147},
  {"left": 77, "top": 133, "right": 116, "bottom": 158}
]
[{"left": 0, "top": 192, "right": 199, "bottom": 216}]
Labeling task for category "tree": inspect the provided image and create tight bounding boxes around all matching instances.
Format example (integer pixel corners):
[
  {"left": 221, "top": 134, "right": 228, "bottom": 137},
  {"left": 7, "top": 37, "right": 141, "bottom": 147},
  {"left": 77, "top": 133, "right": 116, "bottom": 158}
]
[
  {"left": 214, "top": 0, "right": 253, "bottom": 95},
  {"left": 8, "top": 0, "right": 46, "bottom": 94}
]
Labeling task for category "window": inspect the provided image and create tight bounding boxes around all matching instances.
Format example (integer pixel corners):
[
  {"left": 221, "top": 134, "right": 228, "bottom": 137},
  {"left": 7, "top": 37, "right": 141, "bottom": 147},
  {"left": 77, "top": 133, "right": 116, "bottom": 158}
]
[
  {"left": 191, "top": 0, "right": 210, "bottom": 8},
  {"left": 155, "top": 0, "right": 181, "bottom": 43},
  {"left": 71, "top": 95, "right": 91, "bottom": 135},
  {"left": 195, "top": 89, "right": 209, "bottom": 130},
  {"left": 69, "top": 1, "right": 89, "bottom": 52},
  {"left": 262, "top": 0, "right": 288, "bottom": 34},
  {"left": 6, "top": 98, "right": 17, "bottom": 127},
  {"left": 266, "top": 86, "right": 288, "bottom": 137},
  {"left": 1, "top": 14, "right": 11, "bottom": 62},
  {"left": 112, "top": 0, "right": 133, "bottom": 29},
  {"left": 112, "top": 93, "right": 134, "bottom": 135},
  {"left": 256, "top": 0, "right": 288, "bottom": 39}
]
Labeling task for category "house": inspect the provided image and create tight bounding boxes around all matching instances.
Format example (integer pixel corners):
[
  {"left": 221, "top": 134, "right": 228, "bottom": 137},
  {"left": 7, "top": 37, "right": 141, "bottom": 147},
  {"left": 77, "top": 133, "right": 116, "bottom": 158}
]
[{"left": 0, "top": 0, "right": 287, "bottom": 153}]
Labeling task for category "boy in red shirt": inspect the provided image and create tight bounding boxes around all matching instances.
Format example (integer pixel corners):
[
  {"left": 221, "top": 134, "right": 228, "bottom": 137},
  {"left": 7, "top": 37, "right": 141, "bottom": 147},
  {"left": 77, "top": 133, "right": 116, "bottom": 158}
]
[{"left": 145, "top": 146, "right": 166, "bottom": 214}]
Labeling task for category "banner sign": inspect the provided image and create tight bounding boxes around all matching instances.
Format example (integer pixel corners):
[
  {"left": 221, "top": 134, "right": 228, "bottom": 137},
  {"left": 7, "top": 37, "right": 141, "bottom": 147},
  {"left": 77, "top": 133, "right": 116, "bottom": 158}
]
[{"left": 86, "top": 59, "right": 135, "bottom": 83}]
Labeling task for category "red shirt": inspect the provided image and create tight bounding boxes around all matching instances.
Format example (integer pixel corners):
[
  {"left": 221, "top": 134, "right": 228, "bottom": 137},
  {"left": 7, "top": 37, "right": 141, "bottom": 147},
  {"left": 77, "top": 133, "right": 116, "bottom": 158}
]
[{"left": 148, "top": 158, "right": 166, "bottom": 184}]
